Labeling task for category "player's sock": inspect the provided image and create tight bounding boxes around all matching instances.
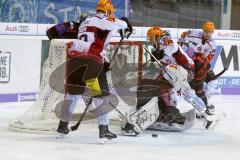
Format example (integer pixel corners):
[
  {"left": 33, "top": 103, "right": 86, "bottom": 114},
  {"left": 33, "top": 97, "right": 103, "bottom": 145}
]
[{"left": 99, "top": 125, "right": 117, "bottom": 143}]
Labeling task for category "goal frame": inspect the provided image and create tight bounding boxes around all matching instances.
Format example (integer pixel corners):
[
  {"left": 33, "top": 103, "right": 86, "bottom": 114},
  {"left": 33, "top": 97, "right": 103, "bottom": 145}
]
[{"left": 8, "top": 40, "right": 145, "bottom": 134}]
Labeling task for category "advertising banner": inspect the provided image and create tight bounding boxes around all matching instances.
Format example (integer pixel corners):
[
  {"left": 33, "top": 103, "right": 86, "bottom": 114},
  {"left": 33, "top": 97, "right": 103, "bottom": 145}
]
[
  {"left": 0, "top": 39, "right": 41, "bottom": 102},
  {"left": 213, "top": 40, "right": 240, "bottom": 94},
  {"left": 1, "top": 27, "right": 240, "bottom": 102},
  {"left": 0, "top": 23, "right": 38, "bottom": 35},
  {"left": 0, "top": 0, "right": 126, "bottom": 24},
  {"left": 0, "top": 51, "right": 11, "bottom": 82}
]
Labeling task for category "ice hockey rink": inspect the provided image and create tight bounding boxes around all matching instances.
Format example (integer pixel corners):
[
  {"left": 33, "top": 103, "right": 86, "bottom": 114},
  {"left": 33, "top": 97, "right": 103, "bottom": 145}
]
[{"left": 0, "top": 95, "right": 239, "bottom": 160}]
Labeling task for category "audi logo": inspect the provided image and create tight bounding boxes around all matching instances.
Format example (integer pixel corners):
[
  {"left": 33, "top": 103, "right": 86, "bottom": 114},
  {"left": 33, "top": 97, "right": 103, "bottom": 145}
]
[
  {"left": 231, "top": 32, "right": 240, "bottom": 38},
  {"left": 18, "top": 26, "right": 29, "bottom": 32}
]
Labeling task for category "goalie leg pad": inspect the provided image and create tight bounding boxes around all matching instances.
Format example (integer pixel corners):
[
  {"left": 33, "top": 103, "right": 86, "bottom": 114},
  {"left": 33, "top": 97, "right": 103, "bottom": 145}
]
[
  {"left": 128, "top": 97, "right": 159, "bottom": 133},
  {"left": 147, "top": 109, "right": 195, "bottom": 132}
]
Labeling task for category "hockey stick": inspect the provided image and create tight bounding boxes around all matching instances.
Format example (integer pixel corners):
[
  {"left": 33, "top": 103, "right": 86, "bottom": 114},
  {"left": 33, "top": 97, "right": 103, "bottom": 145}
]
[
  {"left": 205, "top": 68, "right": 227, "bottom": 83},
  {"left": 69, "top": 92, "right": 93, "bottom": 131},
  {"left": 109, "top": 29, "right": 124, "bottom": 64},
  {"left": 143, "top": 46, "right": 174, "bottom": 80},
  {"left": 143, "top": 59, "right": 151, "bottom": 67},
  {"left": 109, "top": 101, "right": 128, "bottom": 121}
]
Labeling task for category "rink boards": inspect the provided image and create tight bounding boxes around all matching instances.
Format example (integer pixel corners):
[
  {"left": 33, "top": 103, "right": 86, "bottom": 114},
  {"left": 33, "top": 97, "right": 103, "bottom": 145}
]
[{"left": 1, "top": 28, "right": 240, "bottom": 102}]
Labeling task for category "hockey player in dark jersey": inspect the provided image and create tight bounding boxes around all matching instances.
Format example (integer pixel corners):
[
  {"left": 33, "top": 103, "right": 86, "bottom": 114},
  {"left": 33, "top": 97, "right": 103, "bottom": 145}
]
[{"left": 46, "top": 12, "right": 88, "bottom": 40}]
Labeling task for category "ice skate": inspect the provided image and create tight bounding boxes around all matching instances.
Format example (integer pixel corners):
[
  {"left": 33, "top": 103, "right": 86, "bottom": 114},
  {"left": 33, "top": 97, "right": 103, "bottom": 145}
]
[
  {"left": 56, "top": 120, "right": 69, "bottom": 138},
  {"left": 203, "top": 108, "right": 226, "bottom": 129},
  {"left": 99, "top": 125, "right": 117, "bottom": 144},
  {"left": 121, "top": 122, "right": 139, "bottom": 136}
]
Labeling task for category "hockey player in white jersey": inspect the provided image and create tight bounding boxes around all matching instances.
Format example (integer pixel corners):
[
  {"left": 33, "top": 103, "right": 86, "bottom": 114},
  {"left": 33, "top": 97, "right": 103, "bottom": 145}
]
[
  {"left": 179, "top": 22, "right": 220, "bottom": 117},
  {"left": 122, "top": 27, "right": 195, "bottom": 135},
  {"left": 148, "top": 26, "right": 224, "bottom": 130},
  {"left": 122, "top": 26, "right": 224, "bottom": 135},
  {"left": 56, "top": 0, "right": 132, "bottom": 143}
]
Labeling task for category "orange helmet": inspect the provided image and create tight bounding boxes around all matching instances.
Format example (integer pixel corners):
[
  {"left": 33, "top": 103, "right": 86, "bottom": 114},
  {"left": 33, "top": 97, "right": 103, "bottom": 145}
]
[
  {"left": 96, "top": 0, "right": 115, "bottom": 15},
  {"left": 147, "top": 26, "right": 163, "bottom": 43},
  {"left": 202, "top": 21, "right": 215, "bottom": 33},
  {"left": 147, "top": 27, "right": 163, "bottom": 38}
]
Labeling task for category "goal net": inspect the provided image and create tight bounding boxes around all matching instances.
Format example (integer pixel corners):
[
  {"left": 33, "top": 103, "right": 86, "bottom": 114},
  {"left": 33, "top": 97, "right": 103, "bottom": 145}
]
[{"left": 9, "top": 39, "right": 157, "bottom": 134}]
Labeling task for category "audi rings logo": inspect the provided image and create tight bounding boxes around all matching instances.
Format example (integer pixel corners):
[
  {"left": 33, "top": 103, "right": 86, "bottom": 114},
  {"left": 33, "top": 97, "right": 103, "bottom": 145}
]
[
  {"left": 18, "top": 26, "right": 29, "bottom": 32},
  {"left": 231, "top": 32, "right": 240, "bottom": 38}
]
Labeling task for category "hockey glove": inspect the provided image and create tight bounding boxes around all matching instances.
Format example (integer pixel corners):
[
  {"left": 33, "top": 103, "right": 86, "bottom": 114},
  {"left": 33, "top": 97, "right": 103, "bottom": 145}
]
[
  {"left": 103, "top": 61, "right": 111, "bottom": 72},
  {"left": 150, "top": 50, "right": 164, "bottom": 62},
  {"left": 46, "top": 25, "right": 59, "bottom": 40},
  {"left": 120, "top": 17, "right": 133, "bottom": 39},
  {"left": 79, "top": 12, "right": 88, "bottom": 24}
]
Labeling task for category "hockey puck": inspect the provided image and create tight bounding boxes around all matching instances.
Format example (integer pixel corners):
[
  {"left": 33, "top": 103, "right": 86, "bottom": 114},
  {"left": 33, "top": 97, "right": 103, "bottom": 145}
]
[{"left": 152, "top": 134, "right": 158, "bottom": 138}]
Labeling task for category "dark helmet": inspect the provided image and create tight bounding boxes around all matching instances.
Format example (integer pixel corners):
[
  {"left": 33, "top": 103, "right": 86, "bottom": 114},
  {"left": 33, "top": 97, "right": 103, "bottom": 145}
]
[{"left": 80, "top": 12, "right": 88, "bottom": 23}]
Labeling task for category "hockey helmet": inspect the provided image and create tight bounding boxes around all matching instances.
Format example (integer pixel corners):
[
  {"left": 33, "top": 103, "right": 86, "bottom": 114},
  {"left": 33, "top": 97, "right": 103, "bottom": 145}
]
[
  {"left": 96, "top": 0, "right": 115, "bottom": 16},
  {"left": 147, "top": 26, "right": 163, "bottom": 44},
  {"left": 80, "top": 12, "right": 88, "bottom": 23},
  {"left": 202, "top": 21, "right": 215, "bottom": 38}
]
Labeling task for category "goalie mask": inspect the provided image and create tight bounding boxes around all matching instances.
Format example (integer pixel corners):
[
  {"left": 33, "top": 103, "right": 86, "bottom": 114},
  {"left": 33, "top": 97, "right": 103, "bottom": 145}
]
[
  {"left": 202, "top": 21, "right": 215, "bottom": 39},
  {"left": 96, "top": 0, "right": 115, "bottom": 16},
  {"left": 147, "top": 26, "right": 163, "bottom": 46}
]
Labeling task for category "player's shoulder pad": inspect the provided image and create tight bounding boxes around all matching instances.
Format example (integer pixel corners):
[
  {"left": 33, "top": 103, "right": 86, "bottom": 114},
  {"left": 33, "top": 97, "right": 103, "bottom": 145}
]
[
  {"left": 163, "top": 30, "right": 171, "bottom": 36},
  {"left": 208, "top": 38, "right": 217, "bottom": 48},
  {"left": 188, "top": 30, "right": 200, "bottom": 36}
]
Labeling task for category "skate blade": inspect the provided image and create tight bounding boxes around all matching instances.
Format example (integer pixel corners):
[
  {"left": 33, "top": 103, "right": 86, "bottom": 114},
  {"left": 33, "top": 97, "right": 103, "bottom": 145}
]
[
  {"left": 100, "top": 138, "right": 117, "bottom": 144},
  {"left": 206, "top": 112, "right": 226, "bottom": 121},
  {"left": 204, "top": 112, "right": 226, "bottom": 130},
  {"left": 204, "top": 119, "right": 220, "bottom": 130},
  {"left": 120, "top": 131, "right": 139, "bottom": 137},
  {"left": 56, "top": 133, "right": 67, "bottom": 139}
]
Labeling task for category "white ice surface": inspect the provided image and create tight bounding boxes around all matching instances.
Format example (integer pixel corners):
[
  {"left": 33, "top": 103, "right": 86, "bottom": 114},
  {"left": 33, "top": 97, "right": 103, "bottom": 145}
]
[{"left": 0, "top": 95, "right": 240, "bottom": 160}]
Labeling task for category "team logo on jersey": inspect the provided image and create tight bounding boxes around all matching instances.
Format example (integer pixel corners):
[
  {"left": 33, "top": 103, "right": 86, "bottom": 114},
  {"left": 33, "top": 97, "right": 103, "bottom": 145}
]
[
  {"left": 165, "top": 39, "right": 173, "bottom": 46},
  {"left": 197, "top": 46, "right": 202, "bottom": 52},
  {"left": 79, "top": 26, "right": 87, "bottom": 33}
]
